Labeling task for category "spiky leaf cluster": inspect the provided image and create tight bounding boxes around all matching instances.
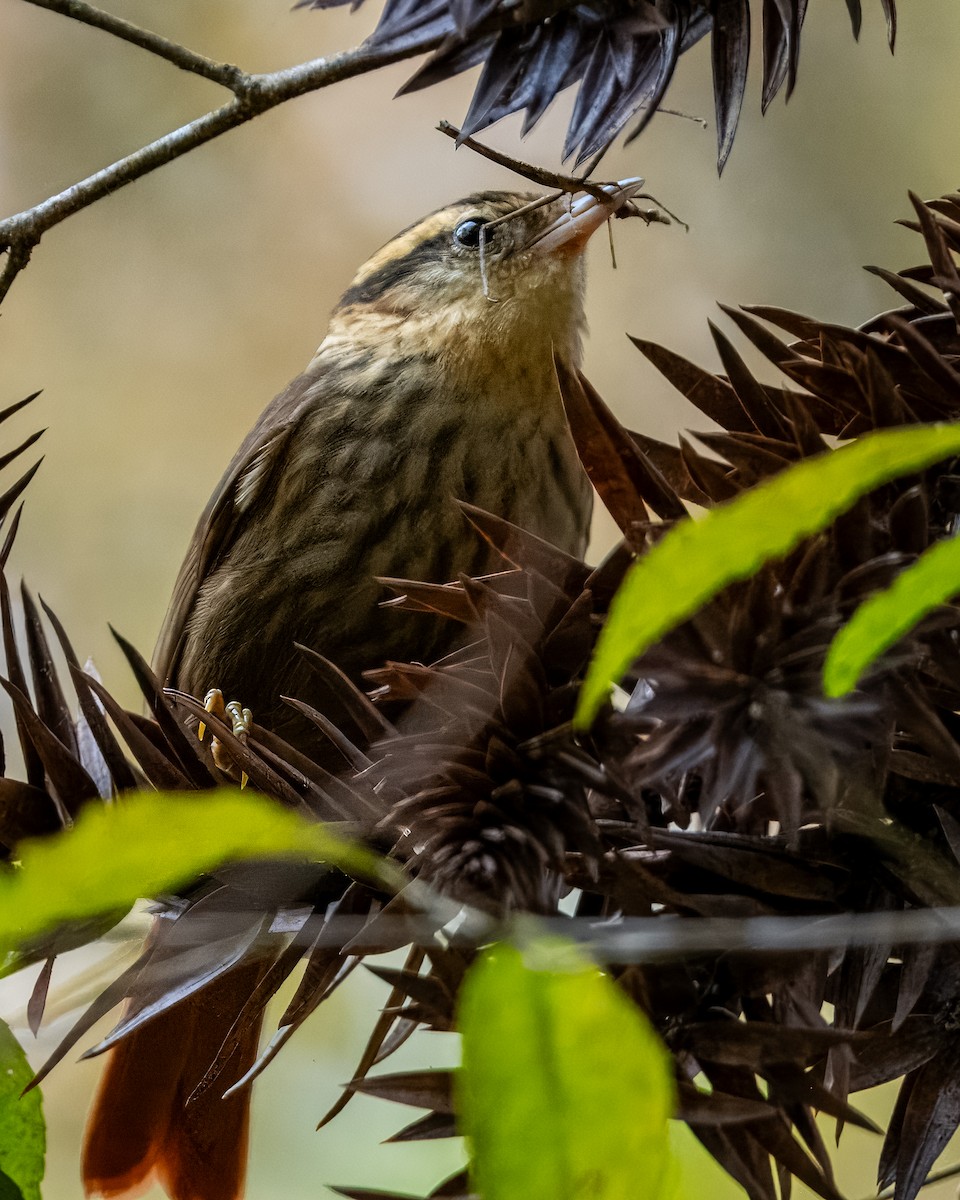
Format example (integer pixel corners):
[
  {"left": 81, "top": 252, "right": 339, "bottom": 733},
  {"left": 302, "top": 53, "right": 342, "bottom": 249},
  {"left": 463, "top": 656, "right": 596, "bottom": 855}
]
[
  {"left": 369, "top": 527, "right": 604, "bottom": 912},
  {"left": 2, "top": 189, "right": 960, "bottom": 1200},
  {"left": 299, "top": 0, "right": 896, "bottom": 168}
]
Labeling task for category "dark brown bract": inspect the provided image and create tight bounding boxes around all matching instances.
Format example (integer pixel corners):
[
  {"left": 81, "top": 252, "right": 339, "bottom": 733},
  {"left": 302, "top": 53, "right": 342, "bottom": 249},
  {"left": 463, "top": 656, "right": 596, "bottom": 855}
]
[{"left": 297, "top": 0, "right": 896, "bottom": 169}]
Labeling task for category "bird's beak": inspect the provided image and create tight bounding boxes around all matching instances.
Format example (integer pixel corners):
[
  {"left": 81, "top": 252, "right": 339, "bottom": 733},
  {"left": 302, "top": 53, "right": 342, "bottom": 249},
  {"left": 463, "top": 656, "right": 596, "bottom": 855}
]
[{"left": 524, "top": 177, "right": 646, "bottom": 257}]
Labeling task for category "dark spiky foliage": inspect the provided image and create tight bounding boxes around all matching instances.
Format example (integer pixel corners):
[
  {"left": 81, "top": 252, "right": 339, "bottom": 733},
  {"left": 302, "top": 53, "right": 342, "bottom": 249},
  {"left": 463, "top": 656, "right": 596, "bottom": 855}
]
[
  {"left": 298, "top": 0, "right": 896, "bottom": 168},
  {"left": 371, "top": 542, "right": 603, "bottom": 912},
  {"left": 4, "top": 188, "right": 960, "bottom": 1200}
]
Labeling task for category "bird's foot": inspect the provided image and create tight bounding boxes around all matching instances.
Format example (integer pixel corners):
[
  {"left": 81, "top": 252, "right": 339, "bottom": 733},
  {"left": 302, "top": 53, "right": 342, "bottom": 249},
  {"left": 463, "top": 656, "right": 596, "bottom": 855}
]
[{"left": 199, "top": 688, "right": 252, "bottom": 786}]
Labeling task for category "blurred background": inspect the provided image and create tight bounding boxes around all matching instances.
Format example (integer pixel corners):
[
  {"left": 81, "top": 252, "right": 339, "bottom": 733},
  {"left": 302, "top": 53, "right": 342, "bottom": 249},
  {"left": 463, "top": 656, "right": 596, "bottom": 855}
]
[{"left": 1, "top": 1, "right": 959, "bottom": 1196}]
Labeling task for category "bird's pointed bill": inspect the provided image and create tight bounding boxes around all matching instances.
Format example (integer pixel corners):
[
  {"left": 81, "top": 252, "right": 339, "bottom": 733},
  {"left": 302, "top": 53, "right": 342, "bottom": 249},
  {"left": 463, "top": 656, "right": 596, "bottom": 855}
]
[{"left": 525, "top": 177, "right": 645, "bottom": 256}]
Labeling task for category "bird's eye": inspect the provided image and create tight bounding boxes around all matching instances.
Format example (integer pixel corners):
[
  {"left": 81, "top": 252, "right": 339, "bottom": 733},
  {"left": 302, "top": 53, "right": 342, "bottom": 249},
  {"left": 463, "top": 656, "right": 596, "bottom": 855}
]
[{"left": 453, "top": 218, "right": 489, "bottom": 249}]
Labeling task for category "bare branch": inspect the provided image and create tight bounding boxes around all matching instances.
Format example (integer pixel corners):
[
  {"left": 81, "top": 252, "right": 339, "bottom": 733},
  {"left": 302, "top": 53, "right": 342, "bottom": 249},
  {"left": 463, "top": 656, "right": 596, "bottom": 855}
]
[
  {"left": 21, "top": 0, "right": 245, "bottom": 89},
  {"left": 0, "top": 25, "right": 446, "bottom": 306}
]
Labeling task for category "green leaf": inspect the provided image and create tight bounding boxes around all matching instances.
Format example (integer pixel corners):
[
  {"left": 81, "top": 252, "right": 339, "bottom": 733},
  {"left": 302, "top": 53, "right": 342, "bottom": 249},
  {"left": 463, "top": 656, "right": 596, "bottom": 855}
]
[
  {"left": 457, "top": 936, "right": 676, "bottom": 1200},
  {"left": 576, "top": 422, "right": 960, "bottom": 726},
  {"left": 824, "top": 532, "right": 960, "bottom": 696},
  {"left": 0, "top": 788, "right": 399, "bottom": 956},
  {"left": 0, "top": 1019, "right": 44, "bottom": 1200}
]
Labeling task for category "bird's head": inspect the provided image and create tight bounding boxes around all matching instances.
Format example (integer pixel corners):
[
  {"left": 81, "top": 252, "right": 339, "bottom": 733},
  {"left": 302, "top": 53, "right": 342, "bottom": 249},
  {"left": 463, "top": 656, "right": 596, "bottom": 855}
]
[{"left": 325, "top": 178, "right": 645, "bottom": 375}]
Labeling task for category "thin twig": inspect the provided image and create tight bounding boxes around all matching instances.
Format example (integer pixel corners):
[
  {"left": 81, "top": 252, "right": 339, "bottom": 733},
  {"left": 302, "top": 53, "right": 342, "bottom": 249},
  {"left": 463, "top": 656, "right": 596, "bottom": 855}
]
[
  {"left": 176, "top": 900, "right": 960, "bottom": 960},
  {"left": 0, "top": 240, "right": 34, "bottom": 304},
  {"left": 22, "top": 0, "right": 245, "bottom": 88},
  {"left": 656, "top": 105, "right": 709, "bottom": 129},
  {"left": 558, "top": 105, "right": 707, "bottom": 182},
  {"left": 632, "top": 193, "right": 689, "bottom": 231},
  {"left": 483, "top": 192, "right": 563, "bottom": 231},
  {"left": 437, "top": 119, "right": 688, "bottom": 231},
  {"left": 437, "top": 120, "right": 616, "bottom": 203},
  {"left": 0, "top": 12, "right": 449, "bottom": 306}
]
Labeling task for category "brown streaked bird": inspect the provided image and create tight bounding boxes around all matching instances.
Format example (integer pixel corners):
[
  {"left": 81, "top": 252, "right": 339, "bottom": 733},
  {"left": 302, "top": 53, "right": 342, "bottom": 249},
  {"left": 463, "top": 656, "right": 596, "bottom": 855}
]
[{"left": 82, "top": 177, "right": 644, "bottom": 1200}]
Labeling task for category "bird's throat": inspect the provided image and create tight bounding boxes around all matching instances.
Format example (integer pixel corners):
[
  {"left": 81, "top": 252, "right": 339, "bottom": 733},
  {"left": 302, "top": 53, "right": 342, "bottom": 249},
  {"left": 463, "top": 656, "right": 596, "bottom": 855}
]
[{"left": 318, "top": 285, "right": 585, "bottom": 411}]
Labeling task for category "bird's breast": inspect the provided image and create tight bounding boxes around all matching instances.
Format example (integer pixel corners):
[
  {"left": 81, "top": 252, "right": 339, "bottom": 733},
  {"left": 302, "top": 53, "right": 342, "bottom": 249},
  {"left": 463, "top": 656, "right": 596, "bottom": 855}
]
[
  {"left": 180, "top": 341, "right": 591, "bottom": 710},
  {"left": 303, "top": 343, "right": 592, "bottom": 573}
]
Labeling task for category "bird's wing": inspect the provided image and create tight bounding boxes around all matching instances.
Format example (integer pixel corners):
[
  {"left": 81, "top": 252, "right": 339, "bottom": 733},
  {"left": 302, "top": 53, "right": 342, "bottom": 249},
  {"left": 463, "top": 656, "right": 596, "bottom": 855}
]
[{"left": 153, "top": 370, "right": 320, "bottom": 687}]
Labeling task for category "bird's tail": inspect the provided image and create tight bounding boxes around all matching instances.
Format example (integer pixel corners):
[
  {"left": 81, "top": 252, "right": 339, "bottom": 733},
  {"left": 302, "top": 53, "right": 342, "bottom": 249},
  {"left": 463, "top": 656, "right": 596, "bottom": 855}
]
[{"left": 82, "top": 964, "right": 264, "bottom": 1200}]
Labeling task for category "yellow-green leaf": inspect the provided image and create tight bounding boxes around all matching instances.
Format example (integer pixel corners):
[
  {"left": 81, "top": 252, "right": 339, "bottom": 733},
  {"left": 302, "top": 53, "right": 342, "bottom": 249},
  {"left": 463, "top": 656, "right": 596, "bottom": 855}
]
[
  {"left": 824, "top": 532, "right": 960, "bottom": 696},
  {"left": 577, "top": 423, "right": 960, "bottom": 726},
  {"left": 0, "top": 1019, "right": 44, "bottom": 1200},
  {"left": 0, "top": 789, "right": 397, "bottom": 955},
  {"left": 457, "top": 937, "right": 676, "bottom": 1200}
]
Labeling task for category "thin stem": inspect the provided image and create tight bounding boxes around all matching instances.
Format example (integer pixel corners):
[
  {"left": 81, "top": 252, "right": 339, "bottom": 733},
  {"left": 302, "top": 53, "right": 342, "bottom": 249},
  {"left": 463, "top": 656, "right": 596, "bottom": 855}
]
[
  {"left": 0, "top": 240, "right": 34, "bottom": 305},
  {"left": 437, "top": 120, "right": 618, "bottom": 204},
  {"left": 122, "top": 902, "right": 960, "bottom": 961},
  {"left": 21, "top": 0, "right": 245, "bottom": 89},
  {"left": 436, "top": 121, "right": 685, "bottom": 233}
]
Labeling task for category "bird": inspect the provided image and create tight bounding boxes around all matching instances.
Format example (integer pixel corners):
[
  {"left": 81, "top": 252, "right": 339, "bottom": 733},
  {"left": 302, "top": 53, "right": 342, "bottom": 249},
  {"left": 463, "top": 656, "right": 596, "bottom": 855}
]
[{"left": 81, "top": 176, "right": 644, "bottom": 1200}]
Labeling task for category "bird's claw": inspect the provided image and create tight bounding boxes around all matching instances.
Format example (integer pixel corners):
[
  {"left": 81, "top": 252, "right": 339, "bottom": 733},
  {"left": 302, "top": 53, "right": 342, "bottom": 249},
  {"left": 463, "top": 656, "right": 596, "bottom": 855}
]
[
  {"left": 199, "top": 688, "right": 251, "bottom": 786},
  {"left": 224, "top": 698, "right": 253, "bottom": 741}
]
